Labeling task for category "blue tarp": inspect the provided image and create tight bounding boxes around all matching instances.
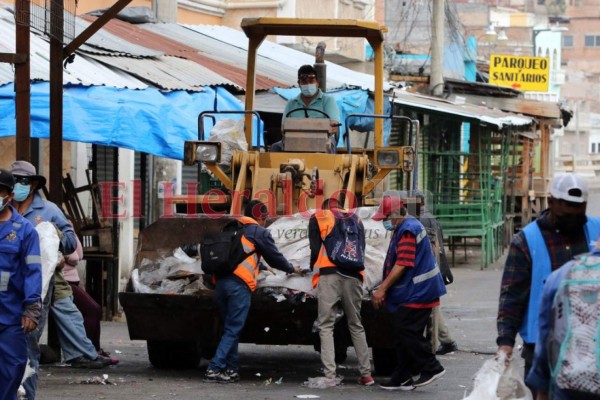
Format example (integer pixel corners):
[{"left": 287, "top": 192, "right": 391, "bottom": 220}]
[
  {"left": 272, "top": 87, "right": 392, "bottom": 146},
  {"left": 0, "top": 83, "right": 245, "bottom": 160},
  {"left": 0, "top": 83, "right": 389, "bottom": 159}
]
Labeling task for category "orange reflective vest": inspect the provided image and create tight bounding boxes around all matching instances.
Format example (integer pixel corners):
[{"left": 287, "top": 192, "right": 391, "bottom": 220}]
[
  {"left": 232, "top": 216, "right": 260, "bottom": 292},
  {"left": 312, "top": 210, "right": 338, "bottom": 288}
]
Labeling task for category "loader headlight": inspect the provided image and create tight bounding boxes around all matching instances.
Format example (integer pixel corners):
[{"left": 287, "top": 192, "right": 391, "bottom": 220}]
[
  {"left": 183, "top": 141, "right": 221, "bottom": 165},
  {"left": 376, "top": 150, "right": 400, "bottom": 167},
  {"left": 196, "top": 144, "right": 220, "bottom": 163}
]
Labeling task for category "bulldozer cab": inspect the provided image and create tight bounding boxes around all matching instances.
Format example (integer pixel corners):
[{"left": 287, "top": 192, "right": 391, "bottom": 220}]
[{"left": 184, "top": 18, "right": 418, "bottom": 215}]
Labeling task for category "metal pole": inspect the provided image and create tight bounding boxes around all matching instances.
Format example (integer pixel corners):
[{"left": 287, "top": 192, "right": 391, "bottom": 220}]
[
  {"left": 49, "top": 0, "right": 64, "bottom": 204},
  {"left": 430, "top": 0, "right": 444, "bottom": 96},
  {"left": 15, "top": 0, "right": 31, "bottom": 161}
]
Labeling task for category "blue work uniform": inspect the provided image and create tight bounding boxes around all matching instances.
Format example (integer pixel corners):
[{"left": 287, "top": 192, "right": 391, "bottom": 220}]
[
  {"left": 21, "top": 192, "right": 77, "bottom": 400},
  {"left": 0, "top": 205, "right": 41, "bottom": 400}
]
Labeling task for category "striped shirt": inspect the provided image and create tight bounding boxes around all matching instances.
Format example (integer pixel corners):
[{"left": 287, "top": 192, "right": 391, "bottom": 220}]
[{"left": 389, "top": 230, "right": 439, "bottom": 309}]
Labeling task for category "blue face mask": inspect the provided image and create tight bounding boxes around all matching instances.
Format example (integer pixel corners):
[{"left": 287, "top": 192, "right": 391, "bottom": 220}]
[
  {"left": 300, "top": 83, "right": 318, "bottom": 97},
  {"left": 383, "top": 220, "right": 395, "bottom": 231},
  {"left": 13, "top": 183, "right": 31, "bottom": 202}
]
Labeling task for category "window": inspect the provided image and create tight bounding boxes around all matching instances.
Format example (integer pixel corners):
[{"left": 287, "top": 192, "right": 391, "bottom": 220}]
[
  {"left": 584, "top": 35, "right": 600, "bottom": 47},
  {"left": 593, "top": 143, "right": 597, "bottom": 153},
  {"left": 562, "top": 35, "right": 573, "bottom": 48}
]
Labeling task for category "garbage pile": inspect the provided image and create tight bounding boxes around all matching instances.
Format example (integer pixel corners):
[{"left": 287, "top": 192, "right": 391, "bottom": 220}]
[{"left": 131, "top": 208, "right": 390, "bottom": 301}]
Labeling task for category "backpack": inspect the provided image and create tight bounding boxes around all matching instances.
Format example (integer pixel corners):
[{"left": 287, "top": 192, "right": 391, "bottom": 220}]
[
  {"left": 323, "top": 212, "right": 365, "bottom": 271},
  {"left": 200, "top": 221, "right": 255, "bottom": 276},
  {"left": 549, "top": 254, "right": 600, "bottom": 398}
]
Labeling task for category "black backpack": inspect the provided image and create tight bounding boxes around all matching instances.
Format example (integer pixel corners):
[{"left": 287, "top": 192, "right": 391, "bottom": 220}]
[
  {"left": 323, "top": 213, "right": 365, "bottom": 271},
  {"left": 200, "top": 221, "right": 255, "bottom": 276}
]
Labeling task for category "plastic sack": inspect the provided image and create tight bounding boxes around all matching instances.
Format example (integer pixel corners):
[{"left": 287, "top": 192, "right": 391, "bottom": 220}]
[
  {"left": 463, "top": 352, "right": 533, "bottom": 400},
  {"left": 209, "top": 118, "right": 247, "bottom": 173},
  {"left": 35, "top": 221, "right": 60, "bottom": 299}
]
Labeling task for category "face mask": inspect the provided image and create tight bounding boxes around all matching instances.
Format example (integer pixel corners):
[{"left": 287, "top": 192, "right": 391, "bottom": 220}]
[
  {"left": 13, "top": 183, "right": 31, "bottom": 202},
  {"left": 300, "top": 84, "right": 318, "bottom": 97},
  {"left": 555, "top": 214, "right": 587, "bottom": 233},
  {"left": 0, "top": 194, "right": 7, "bottom": 212},
  {"left": 383, "top": 220, "right": 395, "bottom": 231}
]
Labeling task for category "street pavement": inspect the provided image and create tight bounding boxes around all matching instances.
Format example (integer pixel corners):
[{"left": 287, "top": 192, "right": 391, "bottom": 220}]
[{"left": 37, "top": 248, "right": 518, "bottom": 400}]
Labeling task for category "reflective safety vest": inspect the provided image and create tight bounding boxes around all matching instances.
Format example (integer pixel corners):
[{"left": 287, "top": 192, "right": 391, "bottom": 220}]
[
  {"left": 519, "top": 216, "right": 600, "bottom": 343},
  {"left": 312, "top": 210, "right": 337, "bottom": 288},
  {"left": 232, "top": 216, "right": 261, "bottom": 292},
  {"left": 383, "top": 217, "right": 446, "bottom": 311}
]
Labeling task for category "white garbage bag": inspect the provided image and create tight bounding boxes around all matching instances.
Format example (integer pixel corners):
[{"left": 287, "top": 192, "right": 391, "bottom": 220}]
[
  {"left": 463, "top": 352, "right": 533, "bottom": 400},
  {"left": 209, "top": 118, "right": 247, "bottom": 173},
  {"left": 35, "top": 221, "right": 60, "bottom": 300}
]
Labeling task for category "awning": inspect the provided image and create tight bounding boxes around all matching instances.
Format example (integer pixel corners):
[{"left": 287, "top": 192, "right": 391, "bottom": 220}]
[{"left": 392, "top": 91, "right": 535, "bottom": 131}]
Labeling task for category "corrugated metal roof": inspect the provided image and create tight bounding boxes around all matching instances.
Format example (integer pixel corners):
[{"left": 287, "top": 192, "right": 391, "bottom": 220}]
[
  {"left": 74, "top": 16, "right": 163, "bottom": 58},
  {"left": 82, "top": 16, "right": 282, "bottom": 90},
  {"left": 392, "top": 90, "right": 535, "bottom": 131},
  {"left": 183, "top": 24, "right": 387, "bottom": 92},
  {"left": 88, "top": 54, "right": 238, "bottom": 91},
  {"left": 449, "top": 94, "right": 561, "bottom": 120},
  {"left": 0, "top": 6, "right": 147, "bottom": 88}
]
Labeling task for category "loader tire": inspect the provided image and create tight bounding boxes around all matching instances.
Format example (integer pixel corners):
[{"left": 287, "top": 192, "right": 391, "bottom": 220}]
[
  {"left": 147, "top": 340, "right": 201, "bottom": 369},
  {"left": 372, "top": 347, "right": 396, "bottom": 376}
]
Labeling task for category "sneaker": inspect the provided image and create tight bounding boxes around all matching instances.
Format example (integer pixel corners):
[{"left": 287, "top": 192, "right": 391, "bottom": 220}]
[
  {"left": 98, "top": 352, "right": 119, "bottom": 365},
  {"left": 358, "top": 376, "right": 375, "bottom": 386},
  {"left": 436, "top": 342, "right": 458, "bottom": 355},
  {"left": 379, "top": 378, "right": 415, "bottom": 391},
  {"left": 413, "top": 368, "right": 446, "bottom": 387},
  {"left": 204, "top": 369, "right": 231, "bottom": 383},
  {"left": 225, "top": 369, "right": 240, "bottom": 382},
  {"left": 67, "top": 356, "right": 106, "bottom": 369}
]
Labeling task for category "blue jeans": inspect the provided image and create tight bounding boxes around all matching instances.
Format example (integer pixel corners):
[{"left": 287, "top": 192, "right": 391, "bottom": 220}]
[
  {"left": 207, "top": 277, "right": 251, "bottom": 372},
  {"left": 23, "top": 282, "right": 52, "bottom": 400},
  {"left": 0, "top": 324, "right": 27, "bottom": 400},
  {"left": 51, "top": 296, "right": 98, "bottom": 362}
]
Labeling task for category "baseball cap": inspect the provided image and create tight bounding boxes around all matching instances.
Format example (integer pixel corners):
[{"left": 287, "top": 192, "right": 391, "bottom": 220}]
[
  {"left": 372, "top": 196, "right": 404, "bottom": 221},
  {"left": 0, "top": 169, "right": 15, "bottom": 191},
  {"left": 550, "top": 173, "right": 588, "bottom": 204},
  {"left": 10, "top": 160, "right": 47, "bottom": 187}
]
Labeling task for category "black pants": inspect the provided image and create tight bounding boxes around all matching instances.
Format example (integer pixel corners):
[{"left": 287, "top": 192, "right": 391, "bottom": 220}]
[{"left": 391, "top": 306, "right": 443, "bottom": 383}]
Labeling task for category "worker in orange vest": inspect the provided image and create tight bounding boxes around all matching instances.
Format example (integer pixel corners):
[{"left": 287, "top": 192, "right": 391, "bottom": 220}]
[{"left": 308, "top": 198, "right": 373, "bottom": 387}]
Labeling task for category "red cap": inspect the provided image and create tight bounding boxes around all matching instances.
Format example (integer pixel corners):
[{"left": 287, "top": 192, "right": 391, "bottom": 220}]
[{"left": 372, "top": 196, "right": 404, "bottom": 221}]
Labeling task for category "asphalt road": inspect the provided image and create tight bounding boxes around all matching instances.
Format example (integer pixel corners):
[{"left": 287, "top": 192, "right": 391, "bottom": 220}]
[{"left": 36, "top": 249, "right": 516, "bottom": 400}]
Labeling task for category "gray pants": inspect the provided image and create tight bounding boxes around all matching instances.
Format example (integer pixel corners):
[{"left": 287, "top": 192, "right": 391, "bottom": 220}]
[
  {"left": 317, "top": 273, "right": 371, "bottom": 379},
  {"left": 430, "top": 306, "right": 454, "bottom": 351}
]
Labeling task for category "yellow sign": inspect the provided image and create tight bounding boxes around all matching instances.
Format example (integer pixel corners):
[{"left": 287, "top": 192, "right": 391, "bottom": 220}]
[{"left": 489, "top": 54, "right": 550, "bottom": 92}]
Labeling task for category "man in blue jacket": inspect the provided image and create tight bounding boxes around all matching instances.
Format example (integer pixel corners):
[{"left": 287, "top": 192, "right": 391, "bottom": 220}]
[
  {"left": 0, "top": 169, "right": 42, "bottom": 400},
  {"left": 10, "top": 161, "right": 78, "bottom": 400},
  {"left": 371, "top": 195, "right": 446, "bottom": 391}
]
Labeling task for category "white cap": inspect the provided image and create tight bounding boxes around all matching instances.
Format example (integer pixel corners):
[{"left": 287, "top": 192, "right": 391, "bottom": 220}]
[{"left": 550, "top": 173, "right": 588, "bottom": 204}]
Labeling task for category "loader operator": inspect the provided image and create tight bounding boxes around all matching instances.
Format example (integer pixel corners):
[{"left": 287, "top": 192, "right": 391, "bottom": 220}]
[
  {"left": 204, "top": 200, "right": 301, "bottom": 383},
  {"left": 271, "top": 64, "right": 340, "bottom": 153}
]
